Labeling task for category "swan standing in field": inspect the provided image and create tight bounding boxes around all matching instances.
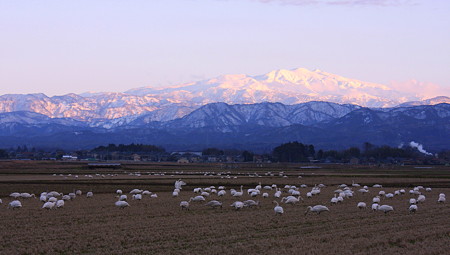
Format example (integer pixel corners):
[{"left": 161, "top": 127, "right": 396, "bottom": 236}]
[
  {"left": 10, "top": 192, "right": 21, "bottom": 199},
  {"left": 262, "top": 192, "right": 269, "bottom": 198},
  {"left": 205, "top": 200, "right": 223, "bottom": 209},
  {"left": 142, "top": 190, "right": 152, "bottom": 196},
  {"left": 116, "top": 189, "right": 123, "bottom": 195},
  {"left": 0, "top": 199, "right": 2, "bottom": 204},
  {"left": 190, "top": 196, "right": 206, "bottom": 202},
  {"left": 230, "top": 201, "right": 244, "bottom": 210},
  {"left": 40, "top": 195, "right": 47, "bottom": 202},
  {"left": 132, "top": 194, "right": 142, "bottom": 200},
  {"left": 62, "top": 195, "right": 71, "bottom": 201},
  {"left": 357, "top": 202, "right": 367, "bottom": 209},
  {"left": 274, "top": 188, "right": 282, "bottom": 198},
  {"left": 217, "top": 190, "right": 226, "bottom": 197},
  {"left": 20, "top": 193, "right": 36, "bottom": 199},
  {"left": 86, "top": 191, "right": 93, "bottom": 198},
  {"left": 8, "top": 200, "right": 22, "bottom": 209},
  {"left": 438, "top": 194, "right": 445, "bottom": 203},
  {"left": 377, "top": 205, "right": 394, "bottom": 214},
  {"left": 119, "top": 195, "right": 127, "bottom": 201},
  {"left": 150, "top": 193, "right": 158, "bottom": 198},
  {"left": 115, "top": 201, "right": 130, "bottom": 209},
  {"left": 56, "top": 200, "right": 65, "bottom": 208},
  {"left": 409, "top": 204, "right": 418, "bottom": 213},
  {"left": 180, "top": 201, "right": 190, "bottom": 210},
  {"left": 273, "top": 201, "right": 284, "bottom": 215},
  {"left": 76, "top": 190, "right": 82, "bottom": 196},
  {"left": 372, "top": 203, "right": 379, "bottom": 211},
  {"left": 68, "top": 192, "right": 76, "bottom": 199},
  {"left": 42, "top": 201, "right": 56, "bottom": 210},
  {"left": 372, "top": 196, "right": 380, "bottom": 204},
  {"left": 417, "top": 195, "right": 426, "bottom": 203},
  {"left": 233, "top": 185, "right": 244, "bottom": 197},
  {"left": 243, "top": 200, "right": 259, "bottom": 208},
  {"left": 282, "top": 196, "right": 302, "bottom": 205},
  {"left": 358, "top": 189, "right": 369, "bottom": 194},
  {"left": 129, "top": 189, "right": 143, "bottom": 194},
  {"left": 352, "top": 180, "right": 361, "bottom": 187},
  {"left": 305, "top": 205, "right": 329, "bottom": 215}
]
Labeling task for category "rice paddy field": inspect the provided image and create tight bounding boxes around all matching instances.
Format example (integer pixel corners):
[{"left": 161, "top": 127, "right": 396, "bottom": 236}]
[{"left": 0, "top": 161, "right": 449, "bottom": 255}]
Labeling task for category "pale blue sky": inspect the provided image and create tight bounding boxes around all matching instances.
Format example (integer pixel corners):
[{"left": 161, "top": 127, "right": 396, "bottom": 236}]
[{"left": 0, "top": 0, "right": 449, "bottom": 96}]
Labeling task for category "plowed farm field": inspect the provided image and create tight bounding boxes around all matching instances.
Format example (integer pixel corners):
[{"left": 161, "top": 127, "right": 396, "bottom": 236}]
[{"left": 0, "top": 161, "right": 449, "bottom": 255}]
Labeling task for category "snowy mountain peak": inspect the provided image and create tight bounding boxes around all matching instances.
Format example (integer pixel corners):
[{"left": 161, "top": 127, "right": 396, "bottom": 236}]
[{"left": 0, "top": 67, "right": 445, "bottom": 122}]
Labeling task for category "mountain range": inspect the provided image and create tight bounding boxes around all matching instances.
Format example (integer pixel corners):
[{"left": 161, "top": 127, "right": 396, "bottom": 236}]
[{"left": 0, "top": 67, "right": 449, "bottom": 152}]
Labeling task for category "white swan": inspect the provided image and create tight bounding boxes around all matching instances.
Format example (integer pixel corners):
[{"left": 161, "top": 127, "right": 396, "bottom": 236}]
[
  {"left": 180, "top": 201, "right": 190, "bottom": 210},
  {"left": 40, "top": 195, "right": 47, "bottom": 202},
  {"left": 305, "top": 205, "right": 329, "bottom": 215},
  {"left": 42, "top": 201, "right": 56, "bottom": 210},
  {"left": 409, "top": 204, "right": 418, "bottom": 213},
  {"left": 274, "top": 188, "right": 282, "bottom": 198},
  {"left": 218, "top": 190, "right": 226, "bottom": 197},
  {"left": 330, "top": 194, "right": 339, "bottom": 205},
  {"left": 129, "top": 189, "right": 143, "bottom": 194},
  {"left": 205, "top": 200, "right": 223, "bottom": 209},
  {"left": 377, "top": 205, "right": 394, "bottom": 214},
  {"left": 8, "top": 200, "right": 22, "bottom": 209},
  {"left": 119, "top": 195, "right": 127, "bottom": 201},
  {"left": 132, "top": 194, "right": 142, "bottom": 200},
  {"left": 115, "top": 201, "right": 130, "bottom": 209},
  {"left": 116, "top": 189, "right": 123, "bottom": 195},
  {"left": 20, "top": 193, "right": 36, "bottom": 199},
  {"left": 372, "top": 196, "right": 380, "bottom": 204},
  {"left": 233, "top": 185, "right": 244, "bottom": 197},
  {"left": 230, "top": 201, "right": 244, "bottom": 210},
  {"left": 273, "top": 201, "right": 284, "bottom": 215},
  {"left": 417, "top": 195, "right": 426, "bottom": 203},
  {"left": 190, "top": 196, "right": 205, "bottom": 202},
  {"left": 10, "top": 192, "right": 21, "bottom": 199},
  {"left": 352, "top": 180, "right": 361, "bottom": 187},
  {"left": 357, "top": 202, "right": 367, "bottom": 209},
  {"left": 86, "top": 191, "right": 93, "bottom": 198},
  {"left": 243, "top": 200, "right": 260, "bottom": 208},
  {"left": 371, "top": 203, "right": 379, "bottom": 211},
  {"left": 56, "top": 200, "right": 65, "bottom": 208}
]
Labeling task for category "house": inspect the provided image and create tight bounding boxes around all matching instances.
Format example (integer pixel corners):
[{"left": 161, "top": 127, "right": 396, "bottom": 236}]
[{"left": 177, "top": 158, "right": 189, "bottom": 164}]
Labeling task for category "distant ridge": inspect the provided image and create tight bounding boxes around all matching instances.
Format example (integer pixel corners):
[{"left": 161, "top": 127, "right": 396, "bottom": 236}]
[{"left": 0, "top": 102, "right": 448, "bottom": 152}]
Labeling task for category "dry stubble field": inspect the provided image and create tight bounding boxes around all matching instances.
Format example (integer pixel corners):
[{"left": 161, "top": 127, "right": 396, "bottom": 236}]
[{"left": 0, "top": 161, "right": 449, "bottom": 255}]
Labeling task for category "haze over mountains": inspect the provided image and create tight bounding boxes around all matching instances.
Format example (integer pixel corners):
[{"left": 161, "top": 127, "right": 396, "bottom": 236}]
[{"left": 0, "top": 68, "right": 449, "bottom": 152}]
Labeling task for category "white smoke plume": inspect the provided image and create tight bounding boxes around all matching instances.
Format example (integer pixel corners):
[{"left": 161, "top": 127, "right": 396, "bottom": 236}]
[{"left": 409, "top": 141, "right": 432, "bottom": 156}]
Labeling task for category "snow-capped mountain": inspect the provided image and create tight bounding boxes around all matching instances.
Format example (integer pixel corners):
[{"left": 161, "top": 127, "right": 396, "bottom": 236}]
[
  {"left": 0, "top": 67, "right": 440, "bottom": 122},
  {"left": 397, "top": 96, "right": 450, "bottom": 107}
]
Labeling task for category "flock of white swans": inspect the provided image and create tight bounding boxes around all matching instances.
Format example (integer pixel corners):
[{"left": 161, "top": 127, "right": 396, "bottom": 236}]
[{"left": 2, "top": 179, "right": 446, "bottom": 216}]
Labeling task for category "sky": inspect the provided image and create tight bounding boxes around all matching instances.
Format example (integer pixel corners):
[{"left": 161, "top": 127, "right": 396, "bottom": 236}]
[{"left": 0, "top": 0, "right": 449, "bottom": 96}]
